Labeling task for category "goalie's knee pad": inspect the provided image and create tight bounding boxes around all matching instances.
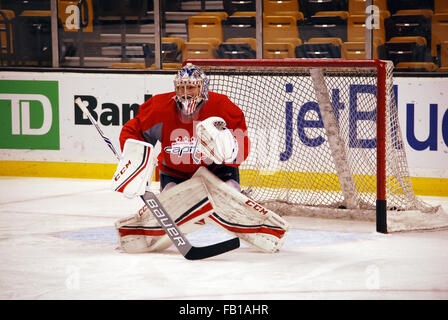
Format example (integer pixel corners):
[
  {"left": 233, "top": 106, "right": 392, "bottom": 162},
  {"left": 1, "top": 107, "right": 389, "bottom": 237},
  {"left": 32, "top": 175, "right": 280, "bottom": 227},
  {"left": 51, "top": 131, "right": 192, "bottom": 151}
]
[
  {"left": 192, "top": 167, "right": 290, "bottom": 253},
  {"left": 116, "top": 203, "right": 205, "bottom": 253}
]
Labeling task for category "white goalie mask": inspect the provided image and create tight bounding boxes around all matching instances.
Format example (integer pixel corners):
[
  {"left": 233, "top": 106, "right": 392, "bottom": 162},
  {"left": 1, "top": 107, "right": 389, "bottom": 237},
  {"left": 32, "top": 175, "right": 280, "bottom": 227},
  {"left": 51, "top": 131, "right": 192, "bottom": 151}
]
[{"left": 174, "top": 63, "right": 209, "bottom": 117}]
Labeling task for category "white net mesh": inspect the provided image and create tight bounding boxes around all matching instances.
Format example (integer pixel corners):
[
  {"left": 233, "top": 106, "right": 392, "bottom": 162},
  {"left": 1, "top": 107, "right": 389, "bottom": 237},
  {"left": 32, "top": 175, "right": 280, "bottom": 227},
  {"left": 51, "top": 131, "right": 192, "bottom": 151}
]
[{"left": 195, "top": 60, "right": 445, "bottom": 231}]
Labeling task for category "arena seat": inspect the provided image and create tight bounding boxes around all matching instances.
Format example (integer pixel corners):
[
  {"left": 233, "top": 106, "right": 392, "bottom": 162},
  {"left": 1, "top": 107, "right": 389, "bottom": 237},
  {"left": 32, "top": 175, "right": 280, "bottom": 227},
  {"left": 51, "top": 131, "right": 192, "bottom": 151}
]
[
  {"left": 263, "top": 15, "right": 301, "bottom": 48},
  {"left": 217, "top": 38, "right": 256, "bottom": 58},
  {"left": 348, "top": 0, "right": 387, "bottom": 14},
  {"left": 341, "top": 41, "right": 365, "bottom": 59},
  {"left": 347, "top": 11, "right": 389, "bottom": 46},
  {"left": 342, "top": 40, "right": 380, "bottom": 59},
  {"left": 387, "top": 0, "right": 433, "bottom": 15},
  {"left": 382, "top": 36, "right": 432, "bottom": 66},
  {"left": 431, "top": 13, "right": 448, "bottom": 58},
  {"left": 182, "top": 42, "right": 217, "bottom": 60},
  {"left": 384, "top": 10, "right": 432, "bottom": 46},
  {"left": 395, "top": 61, "right": 438, "bottom": 72},
  {"left": 299, "top": 0, "right": 348, "bottom": 18},
  {"left": 223, "top": 13, "right": 256, "bottom": 40},
  {"left": 195, "top": 11, "right": 229, "bottom": 20},
  {"left": 264, "top": 0, "right": 299, "bottom": 15},
  {"left": 223, "top": 0, "right": 256, "bottom": 15},
  {"left": 264, "top": 41, "right": 298, "bottom": 58},
  {"left": 187, "top": 15, "right": 223, "bottom": 48},
  {"left": 295, "top": 38, "right": 342, "bottom": 58},
  {"left": 300, "top": 11, "right": 348, "bottom": 42}
]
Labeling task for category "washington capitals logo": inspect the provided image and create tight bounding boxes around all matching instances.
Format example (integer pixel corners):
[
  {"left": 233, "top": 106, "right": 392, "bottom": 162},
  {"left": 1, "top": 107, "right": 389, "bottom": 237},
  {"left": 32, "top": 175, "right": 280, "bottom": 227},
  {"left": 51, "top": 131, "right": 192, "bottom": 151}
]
[{"left": 164, "top": 136, "right": 204, "bottom": 164}]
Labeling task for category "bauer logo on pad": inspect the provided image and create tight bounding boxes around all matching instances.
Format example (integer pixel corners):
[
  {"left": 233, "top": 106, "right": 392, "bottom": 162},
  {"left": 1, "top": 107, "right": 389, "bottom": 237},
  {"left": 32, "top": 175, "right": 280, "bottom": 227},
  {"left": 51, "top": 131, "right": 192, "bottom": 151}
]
[{"left": 0, "top": 80, "right": 60, "bottom": 150}]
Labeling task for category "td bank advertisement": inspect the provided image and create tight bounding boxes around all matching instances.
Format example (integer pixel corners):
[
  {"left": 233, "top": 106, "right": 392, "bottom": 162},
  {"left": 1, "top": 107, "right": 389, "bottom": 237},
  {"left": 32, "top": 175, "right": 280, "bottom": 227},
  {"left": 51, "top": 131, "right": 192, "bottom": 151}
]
[
  {"left": 0, "top": 71, "right": 447, "bottom": 192},
  {"left": 0, "top": 80, "right": 59, "bottom": 150}
]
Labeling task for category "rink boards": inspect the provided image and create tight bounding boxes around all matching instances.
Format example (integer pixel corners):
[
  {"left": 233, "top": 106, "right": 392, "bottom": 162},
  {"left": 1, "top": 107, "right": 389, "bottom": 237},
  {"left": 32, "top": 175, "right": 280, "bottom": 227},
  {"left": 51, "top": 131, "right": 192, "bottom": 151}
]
[{"left": 0, "top": 70, "right": 447, "bottom": 196}]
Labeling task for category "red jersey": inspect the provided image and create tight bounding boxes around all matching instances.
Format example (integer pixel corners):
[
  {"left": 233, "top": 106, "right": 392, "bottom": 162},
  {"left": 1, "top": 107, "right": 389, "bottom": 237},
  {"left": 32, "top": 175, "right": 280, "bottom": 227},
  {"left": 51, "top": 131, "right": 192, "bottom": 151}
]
[{"left": 120, "top": 91, "right": 250, "bottom": 179}]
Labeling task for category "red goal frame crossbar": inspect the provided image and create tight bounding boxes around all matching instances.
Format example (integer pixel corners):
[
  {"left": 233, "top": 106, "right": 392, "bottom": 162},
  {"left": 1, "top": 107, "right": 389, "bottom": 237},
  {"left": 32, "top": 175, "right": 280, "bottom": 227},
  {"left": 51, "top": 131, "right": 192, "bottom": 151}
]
[{"left": 184, "top": 59, "right": 388, "bottom": 233}]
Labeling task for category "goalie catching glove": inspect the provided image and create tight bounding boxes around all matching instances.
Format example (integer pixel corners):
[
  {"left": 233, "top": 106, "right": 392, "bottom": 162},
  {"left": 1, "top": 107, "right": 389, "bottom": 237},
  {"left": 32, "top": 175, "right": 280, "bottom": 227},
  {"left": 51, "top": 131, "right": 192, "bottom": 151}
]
[{"left": 196, "top": 116, "right": 238, "bottom": 164}]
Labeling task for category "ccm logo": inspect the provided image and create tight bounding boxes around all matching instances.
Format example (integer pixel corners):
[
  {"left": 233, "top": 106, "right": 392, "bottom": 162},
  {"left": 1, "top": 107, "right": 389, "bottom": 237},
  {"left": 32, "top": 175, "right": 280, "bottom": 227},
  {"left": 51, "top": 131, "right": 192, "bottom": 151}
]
[
  {"left": 114, "top": 160, "right": 131, "bottom": 181},
  {"left": 245, "top": 200, "right": 269, "bottom": 215}
]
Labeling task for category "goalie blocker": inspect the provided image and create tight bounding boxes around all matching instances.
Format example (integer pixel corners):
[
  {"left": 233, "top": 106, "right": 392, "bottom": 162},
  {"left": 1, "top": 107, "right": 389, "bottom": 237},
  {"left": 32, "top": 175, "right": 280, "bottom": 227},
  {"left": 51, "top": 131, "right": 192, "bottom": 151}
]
[{"left": 111, "top": 139, "right": 160, "bottom": 198}]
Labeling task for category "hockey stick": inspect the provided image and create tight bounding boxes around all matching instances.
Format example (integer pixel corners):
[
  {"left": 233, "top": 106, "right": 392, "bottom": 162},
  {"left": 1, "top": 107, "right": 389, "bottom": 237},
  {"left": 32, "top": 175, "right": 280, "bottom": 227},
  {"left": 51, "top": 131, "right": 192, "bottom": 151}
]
[{"left": 75, "top": 98, "right": 240, "bottom": 260}]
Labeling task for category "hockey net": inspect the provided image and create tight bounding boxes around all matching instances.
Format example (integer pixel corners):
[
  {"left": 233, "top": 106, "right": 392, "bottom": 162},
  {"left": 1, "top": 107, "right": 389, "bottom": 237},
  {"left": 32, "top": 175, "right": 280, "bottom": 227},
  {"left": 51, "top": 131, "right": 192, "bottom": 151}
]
[{"left": 187, "top": 59, "right": 447, "bottom": 232}]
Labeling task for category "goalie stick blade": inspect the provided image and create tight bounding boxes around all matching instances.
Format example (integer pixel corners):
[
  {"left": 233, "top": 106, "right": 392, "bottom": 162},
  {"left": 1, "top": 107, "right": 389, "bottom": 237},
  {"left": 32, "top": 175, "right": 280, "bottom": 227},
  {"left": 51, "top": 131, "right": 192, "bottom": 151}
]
[{"left": 184, "top": 237, "right": 240, "bottom": 260}]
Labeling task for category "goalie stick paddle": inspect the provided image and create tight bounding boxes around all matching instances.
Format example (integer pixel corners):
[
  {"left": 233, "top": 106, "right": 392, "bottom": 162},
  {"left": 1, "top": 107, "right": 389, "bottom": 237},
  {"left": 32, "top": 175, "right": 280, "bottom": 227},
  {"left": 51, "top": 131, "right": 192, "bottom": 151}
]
[{"left": 75, "top": 98, "right": 240, "bottom": 260}]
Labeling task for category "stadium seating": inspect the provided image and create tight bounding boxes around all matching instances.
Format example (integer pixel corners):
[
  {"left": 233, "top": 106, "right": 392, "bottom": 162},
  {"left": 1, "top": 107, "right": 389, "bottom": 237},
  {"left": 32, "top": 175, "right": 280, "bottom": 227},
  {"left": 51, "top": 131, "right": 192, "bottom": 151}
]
[
  {"left": 0, "top": 9, "right": 15, "bottom": 63},
  {"left": 435, "top": 0, "right": 448, "bottom": 13},
  {"left": 263, "top": 15, "right": 301, "bottom": 48},
  {"left": 261, "top": 13, "right": 304, "bottom": 58},
  {"left": 438, "top": 41, "right": 448, "bottom": 71},
  {"left": 264, "top": 0, "right": 299, "bottom": 15},
  {"left": 296, "top": 37, "right": 342, "bottom": 58},
  {"left": 223, "top": 12, "right": 256, "bottom": 40},
  {"left": 0, "top": 0, "right": 50, "bottom": 15},
  {"left": 387, "top": 0, "right": 433, "bottom": 14},
  {"left": 381, "top": 36, "right": 433, "bottom": 65},
  {"left": 217, "top": 40, "right": 256, "bottom": 59},
  {"left": 2, "top": 0, "right": 445, "bottom": 70},
  {"left": 384, "top": 9, "right": 432, "bottom": 45},
  {"left": 109, "top": 62, "right": 182, "bottom": 70},
  {"left": 348, "top": 0, "right": 387, "bottom": 14},
  {"left": 264, "top": 41, "right": 298, "bottom": 58},
  {"left": 346, "top": 10, "right": 389, "bottom": 58},
  {"left": 395, "top": 61, "right": 438, "bottom": 72},
  {"left": 12, "top": 10, "right": 52, "bottom": 66},
  {"left": 431, "top": 13, "right": 448, "bottom": 58},
  {"left": 223, "top": 0, "right": 256, "bottom": 15},
  {"left": 342, "top": 41, "right": 365, "bottom": 59},
  {"left": 187, "top": 14, "right": 223, "bottom": 48},
  {"left": 300, "top": 11, "right": 348, "bottom": 42},
  {"left": 182, "top": 42, "right": 217, "bottom": 60},
  {"left": 299, "top": 0, "right": 348, "bottom": 18},
  {"left": 143, "top": 39, "right": 185, "bottom": 64},
  {"left": 219, "top": 11, "right": 257, "bottom": 59},
  {"left": 195, "top": 11, "right": 229, "bottom": 20}
]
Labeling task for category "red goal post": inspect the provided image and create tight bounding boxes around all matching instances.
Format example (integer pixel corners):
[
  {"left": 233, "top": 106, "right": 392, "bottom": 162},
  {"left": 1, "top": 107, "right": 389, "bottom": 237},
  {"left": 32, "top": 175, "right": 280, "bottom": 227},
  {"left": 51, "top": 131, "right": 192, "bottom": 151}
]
[{"left": 184, "top": 58, "right": 444, "bottom": 233}]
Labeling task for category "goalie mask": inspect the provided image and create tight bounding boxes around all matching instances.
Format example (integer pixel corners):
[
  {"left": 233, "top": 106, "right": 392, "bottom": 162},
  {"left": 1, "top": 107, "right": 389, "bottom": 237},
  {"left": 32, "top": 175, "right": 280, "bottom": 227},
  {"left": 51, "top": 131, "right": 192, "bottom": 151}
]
[{"left": 174, "top": 63, "right": 209, "bottom": 117}]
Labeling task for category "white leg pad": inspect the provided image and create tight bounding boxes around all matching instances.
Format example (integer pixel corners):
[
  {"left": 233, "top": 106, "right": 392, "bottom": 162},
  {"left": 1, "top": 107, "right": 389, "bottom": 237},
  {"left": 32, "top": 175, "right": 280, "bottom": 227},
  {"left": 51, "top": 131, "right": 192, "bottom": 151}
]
[
  {"left": 192, "top": 167, "right": 291, "bottom": 253},
  {"left": 115, "top": 176, "right": 211, "bottom": 253}
]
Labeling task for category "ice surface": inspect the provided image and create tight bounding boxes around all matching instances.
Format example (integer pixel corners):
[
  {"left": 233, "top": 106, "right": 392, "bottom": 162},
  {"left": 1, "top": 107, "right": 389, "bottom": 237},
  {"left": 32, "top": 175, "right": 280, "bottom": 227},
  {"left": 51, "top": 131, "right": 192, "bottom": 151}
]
[{"left": 1, "top": 177, "right": 447, "bottom": 300}]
